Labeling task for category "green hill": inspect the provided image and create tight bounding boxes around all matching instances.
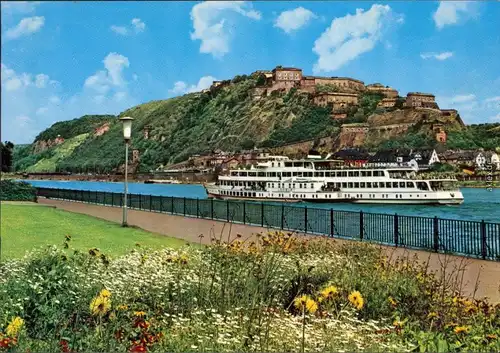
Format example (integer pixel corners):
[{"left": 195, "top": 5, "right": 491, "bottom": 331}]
[{"left": 11, "top": 73, "right": 500, "bottom": 173}]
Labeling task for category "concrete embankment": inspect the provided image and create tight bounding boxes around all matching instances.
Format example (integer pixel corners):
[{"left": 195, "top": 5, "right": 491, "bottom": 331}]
[{"left": 38, "top": 198, "right": 500, "bottom": 304}]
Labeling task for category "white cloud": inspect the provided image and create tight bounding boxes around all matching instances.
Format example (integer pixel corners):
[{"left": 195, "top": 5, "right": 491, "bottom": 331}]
[
  {"left": 489, "top": 112, "right": 500, "bottom": 122},
  {"left": 110, "top": 25, "right": 128, "bottom": 36},
  {"left": 274, "top": 7, "right": 316, "bottom": 34},
  {"left": 312, "top": 4, "right": 400, "bottom": 73},
  {"left": 5, "top": 16, "right": 45, "bottom": 40},
  {"left": 35, "top": 74, "right": 49, "bottom": 88},
  {"left": 433, "top": 1, "right": 473, "bottom": 29},
  {"left": 451, "top": 94, "right": 476, "bottom": 104},
  {"left": 1, "top": 55, "right": 138, "bottom": 144},
  {"left": 84, "top": 52, "right": 130, "bottom": 94},
  {"left": 110, "top": 19, "right": 146, "bottom": 36},
  {"left": 131, "top": 18, "right": 146, "bottom": 33},
  {"left": 484, "top": 96, "right": 500, "bottom": 103},
  {"left": 168, "top": 75, "right": 217, "bottom": 95},
  {"left": 1, "top": 64, "right": 56, "bottom": 92},
  {"left": 420, "top": 51, "right": 453, "bottom": 61},
  {"left": 190, "top": 1, "right": 261, "bottom": 58}
]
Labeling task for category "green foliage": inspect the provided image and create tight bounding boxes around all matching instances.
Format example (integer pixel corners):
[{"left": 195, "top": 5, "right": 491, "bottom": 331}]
[
  {"left": 315, "top": 84, "right": 339, "bottom": 93},
  {"left": 34, "top": 115, "right": 115, "bottom": 142},
  {"left": 1, "top": 233, "right": 498, "bottom": 352},
  {"left": 1, "top": 141, "right": 14, "bottom": 172},
  {"left": 429, "top": 162, "right": 456, "bottom": 173},
  {"left": 0, "top": 180, "right": 37, "bottom": 201},
  {"left": 445, "top": 123, "right": 500, "bottom": 150},
  {"left": 376, "top": 130, "right": 436, "bottom": 150}
]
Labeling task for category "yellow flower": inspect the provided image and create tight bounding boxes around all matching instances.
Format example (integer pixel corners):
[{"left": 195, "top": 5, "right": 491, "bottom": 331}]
[
  {"left": 117, "top": 304, "right": 128, "bottom": 311},
  {"left": 134, "top": 311, "right": 146, "bottom": 317},
  {"left": 348, "top": 291, "right": 364, "bottom": 310},
  {"left": 6, "top": 317, "right": 24, "bottom": 337},
  {"left": 454, "top": 326, "right": 470, "bottom": 334},
  {"left": 388, "top": 296, "right": 397, "bottom": 307},
  {"left": 393, "top": 320, "right": 404, "bottom": 328},
  {"left": 100, "top": 289, "right": 111, "bottom": 298},
  {"left": 293, "top": 295, "right": 318, "bottom": 314},
  {"left": 90, "top": 294, "right": 111, "bottom": 316},
  {"left": 320, "top": 286, "right": 338, "bottom": 300},
  {"left": 427, "top": 312, "right": 438, "bottom": 319}
]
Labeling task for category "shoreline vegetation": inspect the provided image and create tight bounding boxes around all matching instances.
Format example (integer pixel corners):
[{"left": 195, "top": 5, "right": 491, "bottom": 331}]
[{"left": 1, "top": 227, "right": 499, "bottom": 352}]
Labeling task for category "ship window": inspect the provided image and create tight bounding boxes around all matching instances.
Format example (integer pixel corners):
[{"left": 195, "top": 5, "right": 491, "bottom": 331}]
[
  {"left": 272, "top": 163, "right": 274, "bottom": 167},
  {"left": 373, "top": 182, "right": 378, "bottom": 188},
  {"left": 283, "top": 172, "right": 290, "bottom": 177},
  {"left": 249, "top": 172, "right": 256, "bottom": 177},
  {"left": 384, "top": 182, "right": 390, "bottom": 188},
  {"left": 354, "top": 182, "right": 359, "bottom": 188},
  {"left": 342, "top": 182, "right": 347, "bottom": 188},
  {"left": 399, "top": 182, "right": 405, "bottom": 188},
  {"left": 297, "top": 172, "right": 303, "bottom": 177},
  {"left": 271, "top": 183, "right": 274, "bottom": 188},
  {"left": 315, "top": 172, "right": 324, "bottom": 177},
  {"left": 342, "top": 171, "right": 348, "bottom": 177},
  {"left": 393, "top": 182, "right": 398, "bottom": 188},
  {"left": 348, "top": 182, "right": 353, "bottom": 188},
  {"left": 361, "top": 171, "right": 368, "bottom": 177},
  {"left": 299, "top": 184, "right": 302, "bottom": 188},
  {"left": 293, "top": 183, "right": 296, "bottom": 188},
  {"left": 310, "top": 183, "right": 314, "bottom": 188},
  {"left": 349, "top": 171, "right": 360, "bottom": 177},
  {"left": 258, "top": 172, "right": 265, "bottom": 177},
  {"left": 325, "top": 172, "right": 331, "bottom": 177},
  {"left": 406, "top": 182, "right": 414, "bottom": 188},
  {"left": 360, "top": 182, "right": 365, "bottom": 188},
  {"left": 292, "top": 172, "right": 298, "bottom": 177},
  {"left": 307, "top": 172, "right": 313, "bottom": 177},
  {"left": 367, "top": 182, "right": 372, "bottom": 188},
  {"left": 285, "top": 162, "right": 293, "bottom": 167}
]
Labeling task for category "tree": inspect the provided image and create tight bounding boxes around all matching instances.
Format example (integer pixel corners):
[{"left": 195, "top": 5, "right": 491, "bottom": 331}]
[{"left": 1, "top": 141, "right": 14, "bottom": 172}]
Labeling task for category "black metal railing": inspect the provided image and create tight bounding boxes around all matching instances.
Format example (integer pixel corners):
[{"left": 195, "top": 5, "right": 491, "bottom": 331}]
[{"left": 36, "top": 187, "right": 500, "bottom": 261}]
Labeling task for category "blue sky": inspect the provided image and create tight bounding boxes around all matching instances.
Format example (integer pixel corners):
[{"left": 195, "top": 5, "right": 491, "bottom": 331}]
[{"left": 1, "top": 1, "right": 499, "bottom": 144}]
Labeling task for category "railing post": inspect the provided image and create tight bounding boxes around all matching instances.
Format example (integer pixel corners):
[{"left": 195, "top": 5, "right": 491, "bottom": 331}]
[
  {"left": 394, "top": 213, "right": 399, "bottom": 247},
  {"left": 304, "top": 206, "right": 308, "bottom": 234},
  {"left": 433, "top": 216, "right": 439, "bottom": 252},
  {"left": 196, "top": 198, "right": 199, "bottom": 218},
  {"left": 211, "top": 198, "right": 214, "bottom": 219},
  {"left": 112, "top": 192, "right": 115, "bottom": 207},
  {"left": 281, "top": 204, "right": 284, "bottom": 229},
  {"left": 184, "top": 197, "right": 187, "bottom": 216},
  {"left": 261, "top": 202, "right": 264, "bottom": 227},
  {"left": 359, "top": 210, "right": 364, "bottom": 240},
  {"left": 171, "top": 197, "right": 174, "bottom": 214},
  {"left": 226, "top": 199, "right": 229, "bottom": 222},
  {"left": 330, "top": 208, "right": 334, "bottom": 237},
  {"left": 139, "top": 194, "right": 142, "bottom": 210},
  {"left": 150, "top": 195, "right": 153, "bottom": 212},
  {"left": 481, "top": 220, "right": 487, "bottom": 260},
  {"left": 243, "top": 201, "right": 246, "bottom": 224}
]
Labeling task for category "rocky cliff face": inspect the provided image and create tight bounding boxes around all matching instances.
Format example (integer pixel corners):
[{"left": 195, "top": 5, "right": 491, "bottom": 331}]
[{"left": 33, "top": 137, "right": 65, "bottom": 154}]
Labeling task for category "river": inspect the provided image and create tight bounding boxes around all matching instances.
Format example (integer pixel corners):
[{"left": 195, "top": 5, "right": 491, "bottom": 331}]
[{"left": 23, "top": 180, "right": 500, "bottom": 223}]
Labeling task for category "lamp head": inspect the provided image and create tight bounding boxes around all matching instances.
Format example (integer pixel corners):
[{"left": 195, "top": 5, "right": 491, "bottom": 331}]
[{"left": 119, "top": 116, "right": 134, "bottom": 140}]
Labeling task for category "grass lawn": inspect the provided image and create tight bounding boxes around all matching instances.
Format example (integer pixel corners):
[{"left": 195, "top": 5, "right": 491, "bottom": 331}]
[{"left": 1, "top": 204, "right": 190, "bottom": 260}]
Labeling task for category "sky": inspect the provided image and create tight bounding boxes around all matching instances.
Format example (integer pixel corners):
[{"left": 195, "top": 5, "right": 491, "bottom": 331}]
[{"left": 1, "top": 1, "right": 499, "bottom": 144}]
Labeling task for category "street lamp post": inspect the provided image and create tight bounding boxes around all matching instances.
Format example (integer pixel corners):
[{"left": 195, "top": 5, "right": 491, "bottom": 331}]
[{"left": 119, "top": 116, "right": 134, "bottom": 227}]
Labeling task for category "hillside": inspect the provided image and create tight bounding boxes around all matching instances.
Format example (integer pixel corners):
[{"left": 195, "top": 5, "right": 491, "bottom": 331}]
[{"left": 11, "top": 72, "right": 500, "bottom": 173}]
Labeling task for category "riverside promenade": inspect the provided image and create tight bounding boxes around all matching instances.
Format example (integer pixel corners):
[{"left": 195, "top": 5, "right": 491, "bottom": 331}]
[{"left": 39, "top": 198, "right": 500, "bottom": 304}]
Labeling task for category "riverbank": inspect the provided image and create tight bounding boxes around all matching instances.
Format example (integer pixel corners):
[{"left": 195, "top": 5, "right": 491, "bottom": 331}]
[{"left": 38, "top": 198, "right": 500, "bottom": 304}]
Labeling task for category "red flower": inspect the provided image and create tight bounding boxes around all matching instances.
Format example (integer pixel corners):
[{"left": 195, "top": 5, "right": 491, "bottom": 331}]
[
  {"left": 59, "top": 340, "right": 70, "bottom": 353},
  {"left": 129, "top": 344, "right": 147, "bottom": 353}
]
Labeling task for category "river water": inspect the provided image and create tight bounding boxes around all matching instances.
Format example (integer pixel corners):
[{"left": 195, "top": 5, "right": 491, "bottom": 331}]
[{"left": 23, "top": 180, "right": 500, "bottom": 223}]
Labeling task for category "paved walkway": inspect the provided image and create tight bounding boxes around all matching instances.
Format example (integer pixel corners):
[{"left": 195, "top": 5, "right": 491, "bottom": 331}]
[{"left": 39, "top": 198, "right": 500, "bottom": 303}]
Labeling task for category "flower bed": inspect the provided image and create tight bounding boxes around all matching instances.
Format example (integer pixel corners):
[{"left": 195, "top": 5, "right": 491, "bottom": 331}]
[{"left": 0, "top": 232, "right": 498, "bottom": 352}]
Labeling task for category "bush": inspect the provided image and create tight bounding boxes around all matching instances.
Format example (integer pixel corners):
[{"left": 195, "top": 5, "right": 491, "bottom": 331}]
[{"left": 0, "top": 180, "right": 37, "bottom": 202}]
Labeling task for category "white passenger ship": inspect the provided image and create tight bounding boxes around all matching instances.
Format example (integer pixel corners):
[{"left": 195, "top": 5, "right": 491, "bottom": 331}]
[{"left": 204, "top": 156, "right": 464, "bottom": 205}]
